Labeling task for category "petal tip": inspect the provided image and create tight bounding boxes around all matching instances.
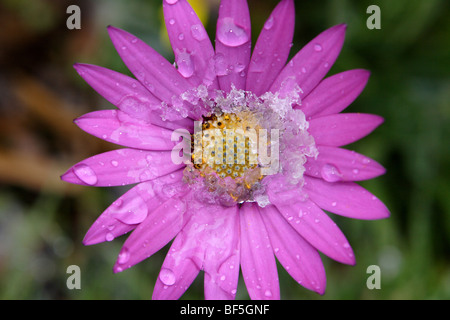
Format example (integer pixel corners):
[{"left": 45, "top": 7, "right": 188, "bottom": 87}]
[{"left": 60, "top": 169, "right": 77, "bottom": 183}]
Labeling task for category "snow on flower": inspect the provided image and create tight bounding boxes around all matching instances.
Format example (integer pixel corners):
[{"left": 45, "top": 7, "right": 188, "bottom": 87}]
[{"left": 61, "top": 0, "right": 389, "bottom": 299}]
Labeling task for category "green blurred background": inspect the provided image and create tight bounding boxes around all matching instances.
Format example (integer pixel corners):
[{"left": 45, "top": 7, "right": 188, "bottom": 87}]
[{"left": 0, "top": 0, "right": 449, "bottom": 300}]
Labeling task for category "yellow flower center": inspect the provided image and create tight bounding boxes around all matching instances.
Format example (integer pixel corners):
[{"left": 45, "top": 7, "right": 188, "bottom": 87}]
[{"left": 188, "top": 111, "right": 265, "bottom": 202}]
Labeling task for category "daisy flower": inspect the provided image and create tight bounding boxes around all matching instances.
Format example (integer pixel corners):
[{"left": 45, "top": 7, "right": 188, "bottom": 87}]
[{"left": 62, "top": 0, "right": 389, "bottom": 300}]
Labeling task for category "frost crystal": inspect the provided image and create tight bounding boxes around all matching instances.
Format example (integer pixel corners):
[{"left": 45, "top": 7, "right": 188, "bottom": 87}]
[{"left": 166, "top": 85, "right": 318, "bottom": 206}]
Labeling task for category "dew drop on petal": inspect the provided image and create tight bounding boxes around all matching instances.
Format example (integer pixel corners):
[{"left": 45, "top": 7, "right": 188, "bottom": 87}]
[
  {"left": 159, "top": 268, "right": 176, "bottom": 286},
  {"left": 74, "top": 164, "right": 98, "bottom": 185},
  {"left": 314, "top": 44, "right": 323, "bottom": 52},
  {"left": 264, "top": 289, "right": 272, "bottom": 298},
  {"left": 117, "top": 247, "right": 130, "bottom": 264},
  {"left": 214, "top": 53, "right": 229, "bottom": 76},
  {"left": 169, "top": 18, "right": 175, "bottom": 25},
  {"left": 190, "top": 24, "right": 207, "bottom": 41},
  {"left": 105, "top": 233, "right": 114, "bottom": 242},
  {"left": 176, "top": 50, "right": 194, "bottom": 78},
  {"left": 118, "top": 95, "right": 148, "bottom": 116},
  {"left": 264, "top": 16, "right": 274, "bottom": 30},
  {"left": 234, "top": 63, "right": 246, "bottom": 73},
  {"left": 321, "top": 163, "right": 343, "bottom": 182},
  {"left": 164, "top": 0, "right": 178, "bottom": 4},
  {"left": 217, "top": 17, "right": 250, "bottom": 47}
]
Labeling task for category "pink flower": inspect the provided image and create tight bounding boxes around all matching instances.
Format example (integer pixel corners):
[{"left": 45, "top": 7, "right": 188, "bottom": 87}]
[{"left": 62, "top": 0, "right": 389, "bottom": 300}]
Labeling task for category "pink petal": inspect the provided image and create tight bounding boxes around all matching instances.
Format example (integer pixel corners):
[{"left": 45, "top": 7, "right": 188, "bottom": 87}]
[
  {"left": 240, "top": 203, "right": 280, "bottom": 300},
  {"left": 260, "top": 205, "right": 326, "bottom": 294},
  {"left": 75, "top": 110, "right": 178, "bottom": 150},
  {"left": 246, "top": 0, "right": 295, "bottom": 96},
  {"left": 83, "top": 170, "right": 186, "bottom": 245},
  {"left": 304, "top": 146, "right": 386, "bottom": 182},
  {"left": 304, "top": 176, "right": 390, "bottom": 220},
  {"left": 300, "top": 69, "right": 370, "bottom": 119},
  {"left": 308, "top": 113, "right": 383, "bottom": 147},
  {"left": 152, "top": 232, "right": 201, "bottom": 300},
  {"left": 163, "top": 0, "right": 218, "bottom": 88},
  {"left": 107, "top": 26, "right": 192, "bottom": 105},
  {"left": 73, "top": 63, "right": 160, "bottom": 122},
  {"left": 215, "top": 0, "right": 252, "bottom": 92},
  {"left": 113, "top": 196, "right": 190, "bottom": 274},
  {"left": 202, "top": 205, "right": 240, "bottom": 300},
  {"left": 152, "top": 203, "right": 240, "bottom": 300},
  {"left": 61, "top": 149, "right": 183, "bottom": 187},
  {"left": 267, "top": 185, "right": 355, "bottom": 265},
  {"left": 270, "top": 24, "right": 346, "bottom": 98}
]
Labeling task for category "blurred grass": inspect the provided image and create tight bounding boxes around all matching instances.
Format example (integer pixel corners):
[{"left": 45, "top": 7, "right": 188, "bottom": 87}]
[{"left": 0, "top": 0, "right": 449, "bottom": 300}]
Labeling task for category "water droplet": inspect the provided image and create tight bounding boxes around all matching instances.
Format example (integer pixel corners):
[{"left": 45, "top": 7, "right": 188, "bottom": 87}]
[
  {"left": 301, "top": 67, "right": 307, "bottom": 74},
  {"left": 74, "top": 164, "right": 98, "bottom": 185},
  {"left": 214, "top": 53, "right": 229, "bottom": 76},
  {"left": 175, "top": 50, "right": 194, "bottom": 78},
  {"left": 111, "top": 160, "right": 119, "bottom": 167},
  {"left": 178, "top": 33, "right": 185, "bottom": 41},
  {"left": 220, "top": 275, "right": 226, "bottom": 281},
  {"left": 169, "top": 18, "right": 175, "bottom": 25},
  {"left": 234, "top": 63, "right": 245, "bottom": 73},
  {"left": 264, "top": 289, "right": 272, "bottom": 298},
  {"left": 174, "top": 201, "right": 186, "bottom": 213},
  {"left": 190, "top": 24, "right": 207, "bottom": 41},
  {"left": 352, "top": 168, "right": 359, "bottom": 174},
  {"left": 321, "top": 163, "right": 343, "bottom": 182},
  {"left": 117, "top": 247, "right": 130, "bottom": 264},
  {"left": 118, "top": 95, "right": 149, "bottom": 116},
  {"left": 331, "top": 201, "right": 337, "bottom": 207},
  {"left": 217, "top": 17, "right": 250, "bottom": 47},
  {"left": 105, "top": 233, "right": 114, "bottom": 242},
  {"left": 323, "top": 62, "right": 329, "bottom": 68},
  {"left": 159, "top": 268, "right": 176, "bottom": 286},
  {"left": 131, "top": 38, "right": 138, "bottom": 44},
  {"left": 314, "top": 44, "right": 323, "bottom": 52},
  {"left": 165, "top": 0, "right": 178, "bottom": 4},
  {"left": 231, "top": 289, "right": 237, "bottom": 295},
  {"left": 264, "top": 16, "right": 274, "bottom": 30}
]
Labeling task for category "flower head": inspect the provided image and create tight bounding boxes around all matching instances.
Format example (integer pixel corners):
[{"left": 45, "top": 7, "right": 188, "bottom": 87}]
[{"left": 62, "top": 0, "right": 389, "bottom": 299}]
